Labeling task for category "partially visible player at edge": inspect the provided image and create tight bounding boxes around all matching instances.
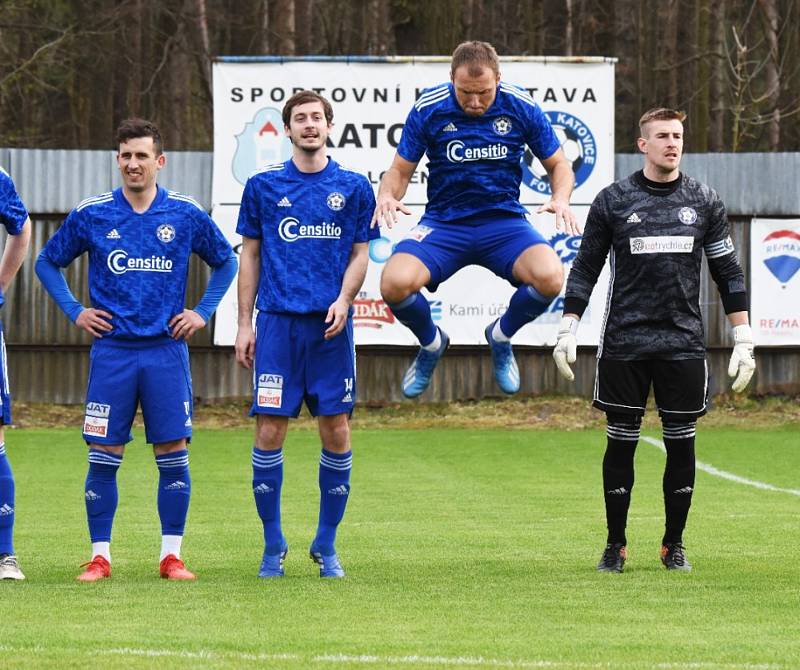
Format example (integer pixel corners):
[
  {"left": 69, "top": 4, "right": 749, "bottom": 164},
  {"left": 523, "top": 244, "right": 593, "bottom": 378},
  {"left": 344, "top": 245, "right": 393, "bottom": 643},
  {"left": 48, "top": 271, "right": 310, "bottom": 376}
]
[
  {"left": 235, "top": 91, "right": 377, "bottom": 578},
  {"left": 553, "top": 108, "right": 755, "bottom": 573},
  {"left": 0, "top": 168, "right": 32, "bottom": 581},
  {"left": 372, "top": 40, "right": 579, "bottom": 398},
  {"left": 36, "top": 118, "right": 237, "bottom": 582}
]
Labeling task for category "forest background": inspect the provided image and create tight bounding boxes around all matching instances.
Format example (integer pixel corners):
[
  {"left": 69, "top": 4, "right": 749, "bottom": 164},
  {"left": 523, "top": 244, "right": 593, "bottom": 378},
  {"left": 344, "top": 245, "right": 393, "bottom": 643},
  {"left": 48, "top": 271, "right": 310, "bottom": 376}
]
[{"left": 1, "top": 0, "right": 799, "bottom": 153}]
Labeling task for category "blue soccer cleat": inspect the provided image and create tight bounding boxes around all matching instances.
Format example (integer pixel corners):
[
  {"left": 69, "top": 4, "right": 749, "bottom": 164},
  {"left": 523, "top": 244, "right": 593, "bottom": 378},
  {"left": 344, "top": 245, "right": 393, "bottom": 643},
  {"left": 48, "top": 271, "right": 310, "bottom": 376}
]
[
  {"left": 485, "top": 320, "right": 520, "bottom": 394},
  {"left": 309, "top": 545, "right": 345, "bottom": 578},
  {"left": 402, "top": 328, "right": 449, "bottom": 398},
  {"left": 258, "top": 545, "right": 288, "bottom": 578}
]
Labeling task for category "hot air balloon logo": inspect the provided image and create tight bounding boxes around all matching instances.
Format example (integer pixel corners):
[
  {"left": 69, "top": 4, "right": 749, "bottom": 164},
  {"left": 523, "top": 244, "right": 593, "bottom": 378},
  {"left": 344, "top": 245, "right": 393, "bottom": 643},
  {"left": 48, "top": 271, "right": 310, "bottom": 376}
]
[{"left": 762, "top": 229, "right": 800, "bottom": 284}]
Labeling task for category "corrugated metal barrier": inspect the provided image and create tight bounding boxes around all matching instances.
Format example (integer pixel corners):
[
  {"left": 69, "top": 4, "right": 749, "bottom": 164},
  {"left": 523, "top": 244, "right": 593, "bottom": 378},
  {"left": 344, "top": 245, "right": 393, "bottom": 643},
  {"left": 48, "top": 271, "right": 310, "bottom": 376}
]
[{"left": 2, "top": 150, "right": 798, "bottom": 403}]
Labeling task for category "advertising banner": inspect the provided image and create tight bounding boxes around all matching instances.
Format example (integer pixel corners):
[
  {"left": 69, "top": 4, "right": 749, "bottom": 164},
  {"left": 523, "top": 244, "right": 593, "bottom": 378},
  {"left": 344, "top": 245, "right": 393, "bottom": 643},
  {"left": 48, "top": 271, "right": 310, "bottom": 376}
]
[
  {"left": 750, "top": 218, "right": 800, "bottom": 345},
  {"left": 212, "top": 57, "right": 615, "bottom": 346}
]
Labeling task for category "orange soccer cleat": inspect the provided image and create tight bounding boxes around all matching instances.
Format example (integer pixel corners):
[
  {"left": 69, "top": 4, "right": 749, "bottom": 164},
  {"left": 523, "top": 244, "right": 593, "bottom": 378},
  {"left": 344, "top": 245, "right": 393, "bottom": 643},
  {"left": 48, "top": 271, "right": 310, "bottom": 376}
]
[
  {"left": 77, "top": 555, "right": 111, "bottom": 582},
  {"left": 159, "top": 554, "right": 196, "bottom": 581}
]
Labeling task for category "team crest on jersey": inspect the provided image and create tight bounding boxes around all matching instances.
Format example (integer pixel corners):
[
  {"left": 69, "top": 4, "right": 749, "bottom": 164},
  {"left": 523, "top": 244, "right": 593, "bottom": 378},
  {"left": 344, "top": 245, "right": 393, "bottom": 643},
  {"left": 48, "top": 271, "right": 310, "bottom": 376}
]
[
  {"left": 678, "top": 207, "right": 698, "bottom": 225},
  {"left": 493, "top": 116, "right": 512, "bottom": 135},
  {"left": 156, "top": 224, "right": 176, "bottom": 243},
  {"left": 326, "top": 192, "right": 346, "bottom": 211}
]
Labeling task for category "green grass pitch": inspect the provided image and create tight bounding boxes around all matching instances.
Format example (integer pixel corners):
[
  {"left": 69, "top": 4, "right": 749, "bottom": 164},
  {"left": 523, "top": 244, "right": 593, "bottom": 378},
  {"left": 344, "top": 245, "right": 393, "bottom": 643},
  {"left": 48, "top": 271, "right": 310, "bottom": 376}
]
[{"left": 2, "top": 425, "right": 799, "bottom": 669}]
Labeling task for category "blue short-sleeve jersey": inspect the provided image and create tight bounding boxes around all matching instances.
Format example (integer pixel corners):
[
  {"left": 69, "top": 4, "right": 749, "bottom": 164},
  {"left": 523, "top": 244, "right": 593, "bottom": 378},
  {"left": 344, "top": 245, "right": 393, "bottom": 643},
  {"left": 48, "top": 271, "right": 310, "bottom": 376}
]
[
  {"left": 237, "top": 158, "right": 378, "bottom": 314},
  {"left": 0, "top": 167, "right": 29, "bottom": 235},
  {"left": 40, "top": 186, "right": 233, "bottom": 339},
  {"left": 397, "top": 82, "right": 560, "bottom": 221}
]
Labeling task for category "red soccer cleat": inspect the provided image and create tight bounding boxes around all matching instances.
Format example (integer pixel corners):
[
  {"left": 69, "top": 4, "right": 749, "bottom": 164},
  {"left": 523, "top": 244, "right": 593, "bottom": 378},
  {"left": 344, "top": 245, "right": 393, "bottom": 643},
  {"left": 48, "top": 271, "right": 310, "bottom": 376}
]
[
  {"left": 77, "top": 555, "right": 111, "bottom": 582},
  {"left": 159, "top": 554, "right": 196, "bottom": 580}
]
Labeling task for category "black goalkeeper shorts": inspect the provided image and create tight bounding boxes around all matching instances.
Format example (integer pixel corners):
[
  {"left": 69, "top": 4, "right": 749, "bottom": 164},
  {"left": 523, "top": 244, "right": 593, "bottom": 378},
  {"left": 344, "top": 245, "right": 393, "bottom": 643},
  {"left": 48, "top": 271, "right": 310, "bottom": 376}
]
[{"left": 593, "top": 358, "right": 709, "bottom": 422}]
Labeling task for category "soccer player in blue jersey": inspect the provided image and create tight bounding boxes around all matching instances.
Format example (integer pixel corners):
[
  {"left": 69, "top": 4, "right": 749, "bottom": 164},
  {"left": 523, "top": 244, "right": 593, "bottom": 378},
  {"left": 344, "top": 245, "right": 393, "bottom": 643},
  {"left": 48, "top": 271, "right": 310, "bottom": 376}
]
[
  {"left": 372, "top": 41, "right": 579, "bottom": 397},
  {"left": 235, "top": 91, "right": 377, "bottom": 578},
  {"left": 36, "top": 118, "right": 237, "bottom": 582},
  {"left": 0, "top": 168, "right": 31, "bottom": 581}
]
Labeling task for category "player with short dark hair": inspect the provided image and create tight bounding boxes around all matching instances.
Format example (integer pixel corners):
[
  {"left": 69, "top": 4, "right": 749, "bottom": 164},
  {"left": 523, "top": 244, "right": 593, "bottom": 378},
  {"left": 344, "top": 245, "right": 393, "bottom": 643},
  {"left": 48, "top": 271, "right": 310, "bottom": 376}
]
[
  {"left": 36, "top": 118, "right": 237, "bottom": 582},
  {"left": 553, "top": 108, "right": 755, "bottom": 573},
  {"left": 0, "top": 167, "right": 32, "bottom": 581},
  {"left": 372, "top": 40, "right": 578, "bottom": 398},
  {"left": 235, "top": 90, "right": 377, "bottom": 578}
]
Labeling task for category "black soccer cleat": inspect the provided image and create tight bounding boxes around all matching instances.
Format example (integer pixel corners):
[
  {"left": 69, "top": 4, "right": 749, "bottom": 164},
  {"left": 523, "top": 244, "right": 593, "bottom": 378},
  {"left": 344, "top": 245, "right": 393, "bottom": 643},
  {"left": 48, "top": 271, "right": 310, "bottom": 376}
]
[
  {"left": 660, "top": 542, "right": 692, "bottom": 571},
  {"left": 597, "top": 543, "right": 627, "bottom": 573}
]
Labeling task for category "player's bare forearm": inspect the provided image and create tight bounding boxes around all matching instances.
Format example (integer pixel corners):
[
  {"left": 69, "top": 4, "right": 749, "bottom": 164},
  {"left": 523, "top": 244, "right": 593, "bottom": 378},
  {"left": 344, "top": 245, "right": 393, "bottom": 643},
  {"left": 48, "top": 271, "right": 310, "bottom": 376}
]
[
  {"left": 537, "top": 150, "right": 580, "bottom": 235},
  {"left": 0, "top": 218, "right": 31, "bottom": 292},
  {"left": 237, "top": 237, "right": 260, "bottom": 327},
  {"left": 338, "top": 242, "right": 369, "bottom": 306},
  {"left": 727, "top": 311, "right": 749, "bottom": 327},
  {"left": 325, "top": 242, "right": 369, "bottom": 339},
  {"left": 371, "top": 154, "right": 417, "bottom": 228}
]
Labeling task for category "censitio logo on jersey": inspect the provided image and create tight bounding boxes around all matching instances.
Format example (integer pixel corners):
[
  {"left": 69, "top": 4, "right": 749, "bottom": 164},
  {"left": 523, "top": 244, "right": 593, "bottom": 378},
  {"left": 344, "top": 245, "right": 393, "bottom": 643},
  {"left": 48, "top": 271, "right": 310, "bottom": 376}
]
[
  {"left": 493, "top": 116, "right": 512, "bottom": 135},
  {"left": 156, "top": 224, "right": 176, "bottom": 242},
  {"left": 327, "top": 192, "right": 346, "bottom": 211},
  {"left": 278, "top": 217, "right": 342, "bottom": 242},
  {"left": 446, "top": 140, "right": 509, "bottom": 163},
  {"left": 678, "top": 207, "right": 698, "bottom": 225},
  {"left": 107, "top": 249, "right": 174, "bottom": 275},
  {"left": 522, "top": 111, "right": 596, "bottom": 195}
]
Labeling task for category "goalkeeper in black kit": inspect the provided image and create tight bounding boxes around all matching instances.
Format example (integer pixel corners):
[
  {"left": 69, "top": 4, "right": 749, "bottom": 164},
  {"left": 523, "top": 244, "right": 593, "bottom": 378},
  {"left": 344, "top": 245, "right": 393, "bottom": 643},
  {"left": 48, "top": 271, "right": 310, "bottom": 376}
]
[{"left": 553, "top": 108, "right": 755, "bottom": 573}]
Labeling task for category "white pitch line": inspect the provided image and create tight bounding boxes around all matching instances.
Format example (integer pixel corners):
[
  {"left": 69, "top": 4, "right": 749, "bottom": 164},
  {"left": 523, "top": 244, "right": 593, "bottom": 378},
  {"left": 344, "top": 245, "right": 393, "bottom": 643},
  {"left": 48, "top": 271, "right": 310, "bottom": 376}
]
[
  {"left": 0, "top": 646, "right": 785, "bottom": 670},
  {"left": 641, "top": 436, "right": 800, "bottom": 497}
]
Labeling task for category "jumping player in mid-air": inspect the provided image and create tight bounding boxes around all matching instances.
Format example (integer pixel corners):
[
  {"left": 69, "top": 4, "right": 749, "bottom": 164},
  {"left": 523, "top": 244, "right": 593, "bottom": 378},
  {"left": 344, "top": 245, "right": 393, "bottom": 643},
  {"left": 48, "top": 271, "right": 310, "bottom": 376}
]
[
  {"left": 36, "top": 118, "right": 237, "bottom": 582},
  {"left": 372, "top": 40, "right": 578, "bottom": 398}
]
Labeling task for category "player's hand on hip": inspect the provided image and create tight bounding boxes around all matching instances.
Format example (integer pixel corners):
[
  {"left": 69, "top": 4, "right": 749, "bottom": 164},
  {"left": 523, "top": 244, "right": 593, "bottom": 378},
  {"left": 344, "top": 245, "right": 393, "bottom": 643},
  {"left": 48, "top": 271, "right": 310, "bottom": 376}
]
[
  {"left": 537, "top": 199, "right": 581, "bottom": 236},
  {"left": 169, "top": 309, "right": 206, "bottom": 341},
  {"left": 234, "top": 325, "right": 255, "bottom": 369},
  {"left": 728, "top": 324, "right": 755, "bottom": 393},
  {"left": 75, "top": 308, "right": 113, "bottom": 338},
  {"left": 553, "top": 316, "right": 579, "bottom": 381},
  {"left": 324, "top": 298, "right": 349, "bottom": 340},
  {"left": 371, "top": 195, "right": 411, "bottom": 229}
]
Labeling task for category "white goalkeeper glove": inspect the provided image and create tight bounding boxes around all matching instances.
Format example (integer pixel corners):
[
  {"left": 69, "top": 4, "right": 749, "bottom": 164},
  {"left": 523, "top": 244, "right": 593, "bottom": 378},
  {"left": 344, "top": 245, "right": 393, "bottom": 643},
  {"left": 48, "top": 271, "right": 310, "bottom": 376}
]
[
  {"left": 553, "top": 316, "right": 579, "bottom": 381},
  {"left": 728, "top": 324, "right": 755, "bottom": 393}
]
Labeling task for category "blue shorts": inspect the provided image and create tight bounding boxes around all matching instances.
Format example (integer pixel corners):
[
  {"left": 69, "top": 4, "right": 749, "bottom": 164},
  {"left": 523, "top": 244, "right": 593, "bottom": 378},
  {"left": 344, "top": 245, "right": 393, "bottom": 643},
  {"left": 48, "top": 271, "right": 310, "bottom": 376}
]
[
  {"left": 0, "top": 320, "right": 12, "bottom": 425},
  {"left": 251, "top": 312, "right": 356, "bottom": 418},
  {"left": 83, "top": 336, "right": 193, "bottom": 445},
  {"left": 393, "top": 212, "right": 549, "bottom": 291}
]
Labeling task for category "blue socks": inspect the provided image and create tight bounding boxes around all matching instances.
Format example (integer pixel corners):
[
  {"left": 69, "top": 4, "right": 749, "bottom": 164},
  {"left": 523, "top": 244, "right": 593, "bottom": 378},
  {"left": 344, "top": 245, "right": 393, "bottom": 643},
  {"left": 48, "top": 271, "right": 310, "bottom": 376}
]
[
  {"left": 85, "top": 449, "right": 122, "bottom": 543},
  {"left": 499, "top": 285, "right": 553, "bottom": 338},
  {"left": 155, "top": 449, "right": 191, "bottom": 536},
  {"left": 252, "top": 447, "right": 285, "bottom": 555},
  {"left": 0, "top": 444, "right": 15, "bottom": 555},
  {"left": 312, "top": 449, "right": 352, "bottom": 556},
  {"left": 388, "top": 292, "right": 437, "bottom": 346}
]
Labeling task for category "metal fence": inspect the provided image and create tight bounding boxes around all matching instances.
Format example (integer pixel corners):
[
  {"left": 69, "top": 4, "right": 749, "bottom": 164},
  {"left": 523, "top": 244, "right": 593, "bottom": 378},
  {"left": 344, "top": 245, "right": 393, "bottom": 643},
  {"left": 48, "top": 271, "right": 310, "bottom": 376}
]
[{"left": 2, "top": 150, "right": 798, "bottom": 403}]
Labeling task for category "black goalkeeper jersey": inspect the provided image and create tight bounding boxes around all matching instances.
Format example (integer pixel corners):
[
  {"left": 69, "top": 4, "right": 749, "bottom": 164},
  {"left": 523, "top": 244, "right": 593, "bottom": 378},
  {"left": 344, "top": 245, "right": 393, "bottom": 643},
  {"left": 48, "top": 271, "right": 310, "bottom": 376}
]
[{"left": 564, "top": 171, "right": 747, "bottom": 361}]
